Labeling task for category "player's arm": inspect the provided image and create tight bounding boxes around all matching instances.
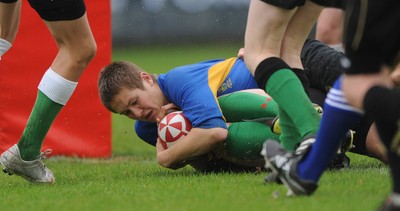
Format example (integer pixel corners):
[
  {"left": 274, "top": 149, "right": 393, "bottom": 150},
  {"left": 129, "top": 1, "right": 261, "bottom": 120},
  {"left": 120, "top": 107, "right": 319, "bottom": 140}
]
[{"left": 156, "top": 126, "right": 228, "bottom": 169}]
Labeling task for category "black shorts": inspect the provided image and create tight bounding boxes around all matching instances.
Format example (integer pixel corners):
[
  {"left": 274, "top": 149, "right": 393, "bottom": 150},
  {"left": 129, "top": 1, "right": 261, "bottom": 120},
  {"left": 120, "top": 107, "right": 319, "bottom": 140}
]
[
  {"left": 0, "top": 0, "right": 18, "bottom": 3},
  {"left": 301, "top": 39, "right": 345, "bottom": 93},
  {"left": 311, "top": 0, "right": 346, "bottom": 8},
  {"left": 260, "top": 0, "right": 305, "bottom": 9},
  {"left": 344, "top": 0, "right": 400, "bottom": 74},
  {"left": 259, "top": 0, "right": 344, "bottom": 9},
  {"left": 27, "top": 0, "right": 86, "bottom": 21}
]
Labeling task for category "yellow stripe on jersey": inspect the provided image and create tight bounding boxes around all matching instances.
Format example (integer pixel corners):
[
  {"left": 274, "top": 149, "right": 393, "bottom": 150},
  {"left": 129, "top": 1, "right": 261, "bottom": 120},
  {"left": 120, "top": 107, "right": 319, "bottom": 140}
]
[
  {"left": 208, "top": 57, "right": 237, "bottom": 94},
  {"left": 207, "top": 57, "right": 237, "bottom": 121}
]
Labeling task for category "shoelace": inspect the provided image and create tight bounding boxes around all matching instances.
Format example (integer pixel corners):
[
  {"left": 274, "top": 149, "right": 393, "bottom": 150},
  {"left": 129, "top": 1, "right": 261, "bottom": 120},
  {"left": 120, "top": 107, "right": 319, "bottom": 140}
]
[
  {"left": 38, "top": 149, "right": 52, "bottom": 161},
  {"left": 271, "top": 151, "right": 295, "bottom": 169},
  {"left": 35, "top": 149, "right": 52, "bottom": 175}
]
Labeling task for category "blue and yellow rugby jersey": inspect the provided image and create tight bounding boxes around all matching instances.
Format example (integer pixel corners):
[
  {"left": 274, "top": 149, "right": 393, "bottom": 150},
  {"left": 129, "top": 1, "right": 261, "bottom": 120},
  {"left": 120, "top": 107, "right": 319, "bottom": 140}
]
[{"left": 135, "top": 58, "right": 258, "bottom": 146}]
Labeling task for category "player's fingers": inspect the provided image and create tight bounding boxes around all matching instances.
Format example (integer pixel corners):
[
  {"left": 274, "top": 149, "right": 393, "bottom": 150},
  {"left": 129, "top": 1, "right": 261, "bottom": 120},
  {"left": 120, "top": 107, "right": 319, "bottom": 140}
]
[
  {"left": 156, "top": 138, "right": 166, "bottom": 150},
  {"left": 159, "top": 103, "right": 178, "bottom": 121},
  {"left": 237, "top": 48, "right": 245, "bottom": 59},
  {"left": 157, "top": 107, "right": 168, "bottom": 123},
  {"left": 162, "top": 103, "right": 178, "bottom": 112}
]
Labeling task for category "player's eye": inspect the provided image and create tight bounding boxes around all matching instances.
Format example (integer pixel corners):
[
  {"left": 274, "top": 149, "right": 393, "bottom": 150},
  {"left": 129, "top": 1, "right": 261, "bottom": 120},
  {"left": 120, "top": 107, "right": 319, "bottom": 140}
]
[
  {"left": 121, "top": 110, "right": 130, "bottom": 116},
  {"left": 130, "top": 97, "right": 137, "bottom": 106}
]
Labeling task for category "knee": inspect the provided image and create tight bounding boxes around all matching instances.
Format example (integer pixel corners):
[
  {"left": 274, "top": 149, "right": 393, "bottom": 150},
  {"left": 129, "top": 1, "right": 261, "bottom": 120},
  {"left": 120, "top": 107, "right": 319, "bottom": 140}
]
[
  {"left": 316, "top": 25, "right": 342, "bottom": 45},
  {"left": 56, "top": 35, "right": 97, "bottom": 68},
  {"left": 79, "top": 39, "right": 97, "bottom": 65},
  {"left": 69, "top": 39, "right": 97, "bottom": 70}
]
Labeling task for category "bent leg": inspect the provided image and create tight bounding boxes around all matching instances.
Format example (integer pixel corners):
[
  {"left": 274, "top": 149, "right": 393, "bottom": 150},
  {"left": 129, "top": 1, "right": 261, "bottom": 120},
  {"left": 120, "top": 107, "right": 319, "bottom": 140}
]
[
  {"left": 18, "top": 12, "right": 96, "bottom": 160},
  {"left": 226, "top": 121, "right": 280, "bottom": 161},
  {"left": 44, "top": 13, "right": 97, "bottom": 81},
  {"left": 218, "top": 90, "right": 278, "bottom": 122}
]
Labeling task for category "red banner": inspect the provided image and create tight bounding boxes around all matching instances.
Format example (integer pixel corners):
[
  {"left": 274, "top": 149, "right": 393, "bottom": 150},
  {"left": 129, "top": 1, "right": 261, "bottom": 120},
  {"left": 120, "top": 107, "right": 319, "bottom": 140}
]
[{"left": 0, "top": 1, "right": 112, "bottom": 157}]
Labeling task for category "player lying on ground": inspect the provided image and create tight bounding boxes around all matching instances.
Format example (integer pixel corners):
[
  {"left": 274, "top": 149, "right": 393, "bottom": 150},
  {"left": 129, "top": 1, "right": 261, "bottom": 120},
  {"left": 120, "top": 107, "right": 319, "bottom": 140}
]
[
  {"left": 135, "top": 39, "right": 389, "bottom": 166},
  {"left": 157, "top": 89, "right": 280, "bottom": 172},
  {"left": 98, "top": 39, "right": 387, "bottom": 171},
  {"left": 154, "top": 88, "right": 350, "bottom": 172},
  {"left": 98, "top": 55, "right": 279, "bottom": 170}
]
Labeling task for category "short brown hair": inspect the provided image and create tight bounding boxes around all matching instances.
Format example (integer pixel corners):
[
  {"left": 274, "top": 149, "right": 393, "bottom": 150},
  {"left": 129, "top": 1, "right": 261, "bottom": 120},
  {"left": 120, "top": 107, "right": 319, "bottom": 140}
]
[{"left": 98, "top": 61, "right": 156, "bottom": 112}]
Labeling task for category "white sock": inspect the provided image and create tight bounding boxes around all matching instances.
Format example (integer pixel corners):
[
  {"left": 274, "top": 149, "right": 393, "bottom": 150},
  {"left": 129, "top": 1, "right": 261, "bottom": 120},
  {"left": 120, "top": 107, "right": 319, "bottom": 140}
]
[
  {"left": 38, "top": 68, "right": 78, "bottom": 105},
  {"left": 391, "top": 193, "right": 400, "bottom": 206},
  {"left": 329, "top": 44, "right": 345, "bottom": 53},
  {"left": 0, "top": 38, "right": 12, "bottom": 60}
]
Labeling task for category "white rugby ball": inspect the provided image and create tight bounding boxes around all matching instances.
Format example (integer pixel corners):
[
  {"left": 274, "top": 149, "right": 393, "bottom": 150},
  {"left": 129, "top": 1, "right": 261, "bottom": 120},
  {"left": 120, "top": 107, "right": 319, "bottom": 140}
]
[{"left": 158, "top": 111, "right": 192, "bottom": 149}]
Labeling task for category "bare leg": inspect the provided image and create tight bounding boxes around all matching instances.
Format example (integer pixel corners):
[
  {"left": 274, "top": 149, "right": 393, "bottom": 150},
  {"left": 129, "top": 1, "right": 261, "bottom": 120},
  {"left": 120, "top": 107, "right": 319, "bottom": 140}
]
[
  {"left": 0, "top": 0, "right": 21, "bottom": 42},
  {"left": 316, "top": 7, "right": 344, "bottom": 51},
  {"left": 44, "top": 13, "right": 96, "bottom": 81},
  {"left": 366, "top": 123, "right": 388, "bottom": 163},
  {"left": 342, "top": 67, "right": 393, "bottom": 110},
  {"left": 244, "top": 0, "right": 296, "bottom": 73},
  {"left": 281, "top": 1, "right": 323, "bottom": 68}
]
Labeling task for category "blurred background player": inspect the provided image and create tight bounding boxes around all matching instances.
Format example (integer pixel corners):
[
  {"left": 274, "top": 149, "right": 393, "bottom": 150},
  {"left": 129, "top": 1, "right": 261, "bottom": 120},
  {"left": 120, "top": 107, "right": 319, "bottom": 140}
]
[
  {"left": 262, "top": 1, "right": 400, "bottom": 210},
  {"left": 0, "top": 0, "right": 96, "bottom": 183},
  {"left": 315, "top": 6, "right": 345, "bottom": 52}
]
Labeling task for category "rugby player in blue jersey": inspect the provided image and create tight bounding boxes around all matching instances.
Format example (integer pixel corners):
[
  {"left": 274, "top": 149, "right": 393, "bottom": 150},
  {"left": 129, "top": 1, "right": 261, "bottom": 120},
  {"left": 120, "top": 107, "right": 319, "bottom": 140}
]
[{"left": 98, "top": 40, "right": 389, "bottom": 172}]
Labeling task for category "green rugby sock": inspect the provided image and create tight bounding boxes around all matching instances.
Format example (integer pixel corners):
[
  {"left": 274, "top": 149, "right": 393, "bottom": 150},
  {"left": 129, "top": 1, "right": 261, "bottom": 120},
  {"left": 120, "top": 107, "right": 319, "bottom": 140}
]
[
  {"left": 278, "top": 108, "right": 301, "bottom": 151},
  {"left": 18, "top": 91, "right": 63, "bottom": 161},
  {"left": 265, "top": 69, "right": 320, "bottom": 139}
]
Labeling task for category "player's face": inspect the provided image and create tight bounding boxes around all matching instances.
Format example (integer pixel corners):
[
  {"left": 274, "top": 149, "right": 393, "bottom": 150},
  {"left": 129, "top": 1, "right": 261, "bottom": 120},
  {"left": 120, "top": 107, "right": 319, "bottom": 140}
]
[{"left": 110, "top": 73, "right": 167, "bottom": 122}]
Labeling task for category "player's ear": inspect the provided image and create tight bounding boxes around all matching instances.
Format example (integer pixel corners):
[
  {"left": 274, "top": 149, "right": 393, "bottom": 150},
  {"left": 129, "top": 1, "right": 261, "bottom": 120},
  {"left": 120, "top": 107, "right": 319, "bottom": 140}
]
[{"left": 140, "top": 72, "right": 154, "bottom": 85}]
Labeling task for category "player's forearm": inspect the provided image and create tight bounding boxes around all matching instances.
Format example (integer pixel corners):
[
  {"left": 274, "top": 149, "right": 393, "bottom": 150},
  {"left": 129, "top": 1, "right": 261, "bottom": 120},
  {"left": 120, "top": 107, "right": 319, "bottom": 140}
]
[{"left": 157, "top": 127, "right": 227, "bottom": 169}]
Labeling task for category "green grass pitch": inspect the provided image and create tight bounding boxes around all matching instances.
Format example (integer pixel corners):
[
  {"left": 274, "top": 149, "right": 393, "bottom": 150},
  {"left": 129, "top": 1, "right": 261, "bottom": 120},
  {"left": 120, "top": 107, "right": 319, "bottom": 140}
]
[{"left": 0, "top": 43, "right": 390, "bottom": 211}]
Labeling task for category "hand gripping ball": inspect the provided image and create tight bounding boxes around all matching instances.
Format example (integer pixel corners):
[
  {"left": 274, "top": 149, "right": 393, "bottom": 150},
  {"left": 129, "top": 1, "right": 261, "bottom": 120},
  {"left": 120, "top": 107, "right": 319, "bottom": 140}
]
[{"left": 158, "top": 111, "right": 192, "bottom": 149}]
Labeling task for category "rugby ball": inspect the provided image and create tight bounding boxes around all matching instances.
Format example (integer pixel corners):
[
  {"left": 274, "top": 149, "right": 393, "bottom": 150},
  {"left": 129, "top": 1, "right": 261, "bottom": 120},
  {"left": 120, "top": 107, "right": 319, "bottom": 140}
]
[{"left": 158, "top": 111, "right": 192, "bottom": 149}]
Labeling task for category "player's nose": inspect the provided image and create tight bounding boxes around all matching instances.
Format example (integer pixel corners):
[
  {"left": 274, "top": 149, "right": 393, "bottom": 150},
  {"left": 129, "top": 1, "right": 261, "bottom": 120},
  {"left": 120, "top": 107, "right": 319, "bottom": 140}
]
[{"left": 130, "top": 107, "right": 143, "bottom": 119}]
